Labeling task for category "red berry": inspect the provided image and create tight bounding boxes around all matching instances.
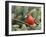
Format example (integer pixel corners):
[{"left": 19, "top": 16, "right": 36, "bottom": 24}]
[{"left": 25, "top": 15, "right": 35, "bottom": 25}]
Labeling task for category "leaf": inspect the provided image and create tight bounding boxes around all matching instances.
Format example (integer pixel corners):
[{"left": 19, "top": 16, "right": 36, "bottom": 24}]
[
  {"left": 34, "top": 23, "right": 41, "bottom": 30},
  {"left": 21, "top": 24, "right": 27, "bottom": 30}
]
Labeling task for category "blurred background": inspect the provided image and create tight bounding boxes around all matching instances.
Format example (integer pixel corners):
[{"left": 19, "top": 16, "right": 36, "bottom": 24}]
[{"left": 11, "top": 6, "right": 41, "bottom": 31}]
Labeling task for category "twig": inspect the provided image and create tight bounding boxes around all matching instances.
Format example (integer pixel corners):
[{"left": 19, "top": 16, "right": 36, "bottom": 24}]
[{"left": 13, "top": 19, "right": 29, "bottom": 26}]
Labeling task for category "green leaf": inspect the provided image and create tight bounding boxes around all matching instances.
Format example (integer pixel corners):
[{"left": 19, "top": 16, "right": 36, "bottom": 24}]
[
  {"left": 21, "top": 24, "right": 27, "bottom": 30},
  {"left": 34, "top": 23, "right": 41, "bottom": 30}
]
